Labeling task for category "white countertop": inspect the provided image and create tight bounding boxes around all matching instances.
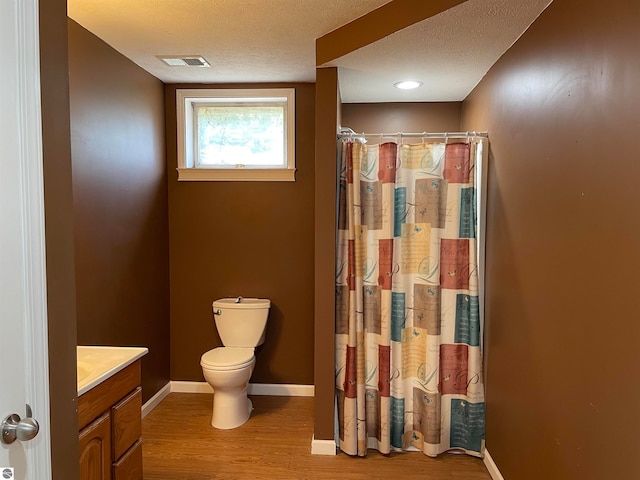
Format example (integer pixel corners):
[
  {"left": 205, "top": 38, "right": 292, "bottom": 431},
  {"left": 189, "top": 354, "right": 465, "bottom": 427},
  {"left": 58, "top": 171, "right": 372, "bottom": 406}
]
[{"left": 77, "top": 346, "right": 148, "bottom": 396}]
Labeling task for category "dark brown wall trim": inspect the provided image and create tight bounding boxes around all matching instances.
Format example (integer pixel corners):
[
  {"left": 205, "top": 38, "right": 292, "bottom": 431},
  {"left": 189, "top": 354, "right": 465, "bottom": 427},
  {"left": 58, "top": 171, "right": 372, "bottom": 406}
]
[
  {"left": 40, "top": 1, "right": 79, "bottom": 479},
  {"left": 314, "top": 68, "right": 340, "bottom": 440},
  {"left": 316, "top": 0, "right": 466, "bottom": 65}
]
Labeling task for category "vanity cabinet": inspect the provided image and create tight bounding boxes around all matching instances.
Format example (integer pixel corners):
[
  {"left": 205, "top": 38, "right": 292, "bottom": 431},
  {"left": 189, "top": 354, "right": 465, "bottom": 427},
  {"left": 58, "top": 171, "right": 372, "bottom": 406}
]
[{"left": 78, "top": 361, "right": 143, "bottom": 480}]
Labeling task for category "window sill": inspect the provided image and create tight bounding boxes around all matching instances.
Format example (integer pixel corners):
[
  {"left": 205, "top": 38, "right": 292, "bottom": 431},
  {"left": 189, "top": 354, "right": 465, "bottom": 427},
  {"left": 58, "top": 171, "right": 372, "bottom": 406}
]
[{"left": 176, "top": 168, "right": 296, "bottom": 182}]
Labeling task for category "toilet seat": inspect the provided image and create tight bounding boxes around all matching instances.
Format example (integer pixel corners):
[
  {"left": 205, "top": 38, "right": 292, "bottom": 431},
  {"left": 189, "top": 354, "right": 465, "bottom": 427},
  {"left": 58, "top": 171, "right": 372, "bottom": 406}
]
[{"left": 201, "top": 347, "right": 254, "bottom": 371}]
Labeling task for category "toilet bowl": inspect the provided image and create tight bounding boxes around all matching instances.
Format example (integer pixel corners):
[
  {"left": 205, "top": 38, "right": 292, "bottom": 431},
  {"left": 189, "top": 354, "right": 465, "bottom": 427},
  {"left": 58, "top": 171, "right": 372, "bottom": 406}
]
[{"left": 200, "top": 297, "right": 270, "bottom": 429}]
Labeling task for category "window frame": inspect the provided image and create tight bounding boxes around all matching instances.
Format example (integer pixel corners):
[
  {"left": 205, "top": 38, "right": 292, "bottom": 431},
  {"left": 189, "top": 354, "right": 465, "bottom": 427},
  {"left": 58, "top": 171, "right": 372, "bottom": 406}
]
[{"left": 176, "top": 88, "right": 295, "bottom": 181}]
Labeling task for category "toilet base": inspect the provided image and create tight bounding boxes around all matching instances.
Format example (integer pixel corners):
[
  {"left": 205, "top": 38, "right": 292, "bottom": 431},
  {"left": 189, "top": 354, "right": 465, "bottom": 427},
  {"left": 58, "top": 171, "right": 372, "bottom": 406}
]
[
  {"left": 201, "top": 348, "right": 256, "bottom": 430},
  {"left": 211, "top": 392, "right": 253, "bottom": 429}
]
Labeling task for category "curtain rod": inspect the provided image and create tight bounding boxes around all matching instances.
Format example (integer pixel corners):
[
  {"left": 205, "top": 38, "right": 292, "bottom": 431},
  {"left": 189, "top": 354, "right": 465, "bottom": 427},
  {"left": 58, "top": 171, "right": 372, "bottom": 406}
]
[{"left": 338, "top": 127, "right": 488, "bottom": 139}]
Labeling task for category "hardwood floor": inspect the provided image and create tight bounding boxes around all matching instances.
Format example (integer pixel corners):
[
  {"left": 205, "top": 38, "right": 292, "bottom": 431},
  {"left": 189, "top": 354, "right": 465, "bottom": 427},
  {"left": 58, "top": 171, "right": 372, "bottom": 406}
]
[{"left": 142, "top": 393, "right": 491, "bottom": 480}]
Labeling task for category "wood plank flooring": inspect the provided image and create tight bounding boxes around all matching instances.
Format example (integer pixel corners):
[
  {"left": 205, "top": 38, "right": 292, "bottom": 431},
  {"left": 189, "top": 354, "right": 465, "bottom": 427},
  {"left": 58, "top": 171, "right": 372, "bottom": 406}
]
[{"left": 142, "top": 393, "right": 491, "bottom": 480}]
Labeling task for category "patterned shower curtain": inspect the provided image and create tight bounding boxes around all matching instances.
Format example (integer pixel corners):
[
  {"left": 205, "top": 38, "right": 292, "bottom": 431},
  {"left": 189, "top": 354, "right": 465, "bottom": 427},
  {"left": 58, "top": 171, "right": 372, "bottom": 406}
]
[{"left": 335, "top": 137, "right": 486, "bottom": 458}]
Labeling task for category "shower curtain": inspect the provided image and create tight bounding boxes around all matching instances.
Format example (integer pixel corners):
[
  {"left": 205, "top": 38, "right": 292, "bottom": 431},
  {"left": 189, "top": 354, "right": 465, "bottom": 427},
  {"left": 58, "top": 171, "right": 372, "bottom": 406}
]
[{"left": 335, "top": 136, "right": 486, "bottom": 458}]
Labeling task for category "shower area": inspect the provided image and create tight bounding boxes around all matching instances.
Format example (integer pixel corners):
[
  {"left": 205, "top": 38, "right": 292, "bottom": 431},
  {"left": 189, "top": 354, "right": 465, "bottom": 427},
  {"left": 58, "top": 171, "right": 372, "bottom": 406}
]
[{"left": 333, "top": 109, "right": 489, "bottom": 459}]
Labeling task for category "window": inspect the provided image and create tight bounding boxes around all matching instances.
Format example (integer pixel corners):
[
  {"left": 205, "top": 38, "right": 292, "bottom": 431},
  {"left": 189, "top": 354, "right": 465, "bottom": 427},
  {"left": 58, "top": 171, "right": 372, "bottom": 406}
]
[{"left": 176, "top": 88, "right": 295, "bottom": 181}]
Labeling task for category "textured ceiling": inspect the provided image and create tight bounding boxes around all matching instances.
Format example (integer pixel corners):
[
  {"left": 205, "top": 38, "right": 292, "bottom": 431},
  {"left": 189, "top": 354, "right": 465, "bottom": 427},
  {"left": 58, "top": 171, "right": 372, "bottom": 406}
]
[
  {"left": 67, "top": 0, "right": 390, "bottom": 84},
  {"left": 68, "top": 0, "right": 552, "bottom": 103},
  {"left": 333, "top": 0, "right": 552, "bottom": 102}
]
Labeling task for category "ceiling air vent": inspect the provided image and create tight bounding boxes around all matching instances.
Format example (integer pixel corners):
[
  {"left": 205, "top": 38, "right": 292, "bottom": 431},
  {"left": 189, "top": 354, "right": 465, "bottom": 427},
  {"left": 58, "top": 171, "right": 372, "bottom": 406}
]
[{"left": 156, "top": 55, "right": 211, "bottom": 67}]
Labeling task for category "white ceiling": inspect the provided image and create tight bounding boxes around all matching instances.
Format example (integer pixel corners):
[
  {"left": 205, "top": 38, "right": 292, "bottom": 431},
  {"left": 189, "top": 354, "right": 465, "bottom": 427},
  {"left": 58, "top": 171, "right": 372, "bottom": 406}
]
[{"left": 67, "top": 0, "right": 551, "bottom": 103}]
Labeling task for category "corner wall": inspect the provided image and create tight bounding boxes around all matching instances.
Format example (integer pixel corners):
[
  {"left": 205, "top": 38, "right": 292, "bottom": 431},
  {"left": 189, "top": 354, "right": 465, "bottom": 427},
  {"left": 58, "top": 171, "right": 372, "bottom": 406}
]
[
  {"left": 461, "top": 1, "right": 640, "bottom": 478},
  {"left": 68, "top": 20, "right": 170, "bottom": 401}
]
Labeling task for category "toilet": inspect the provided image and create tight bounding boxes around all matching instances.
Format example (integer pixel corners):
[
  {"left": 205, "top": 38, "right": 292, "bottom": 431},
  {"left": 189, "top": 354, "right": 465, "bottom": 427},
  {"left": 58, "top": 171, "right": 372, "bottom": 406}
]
[{"left": 200, "top": 297, "right": 270, "bottom": 429}]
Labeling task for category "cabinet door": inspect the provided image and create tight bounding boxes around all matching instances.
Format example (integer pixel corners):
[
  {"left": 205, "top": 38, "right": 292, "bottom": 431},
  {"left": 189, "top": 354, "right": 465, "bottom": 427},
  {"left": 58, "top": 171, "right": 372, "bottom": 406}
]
[{"left": 79, "top": 412, "right": 112, "bottom": 480}]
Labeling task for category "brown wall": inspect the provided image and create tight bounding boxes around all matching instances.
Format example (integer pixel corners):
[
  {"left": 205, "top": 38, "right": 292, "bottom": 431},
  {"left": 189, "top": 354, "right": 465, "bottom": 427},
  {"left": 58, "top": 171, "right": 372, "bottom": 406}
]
[
  {"left": 342, "top": 102, "right": 461, "bottom": 133},
  {"left": 461, "top": 1, "right": 640, "bottom": 479},
  {"left": 68, "top": 20, "right": 170, "bottom": 402},
  {"left": 165, "top": 83, "right": 315, "bottom": 384},
  {"left": 314, "top": 67, "right": 340, "bottom": 440},
  {"left": 40, "top": 2, "right": 79, "bottom": 479}
]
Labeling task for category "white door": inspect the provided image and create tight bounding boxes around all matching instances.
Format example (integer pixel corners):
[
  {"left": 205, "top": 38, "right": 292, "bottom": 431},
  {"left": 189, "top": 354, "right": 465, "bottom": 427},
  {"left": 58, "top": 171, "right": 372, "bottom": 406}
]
[{"left": 0, "top": 0, "right": 52, "bottom": 478}]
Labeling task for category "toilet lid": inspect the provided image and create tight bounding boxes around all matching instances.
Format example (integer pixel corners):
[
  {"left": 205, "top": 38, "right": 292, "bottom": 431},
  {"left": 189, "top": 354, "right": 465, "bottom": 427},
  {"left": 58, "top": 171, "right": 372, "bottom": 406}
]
[{"left": 201, "top": 347, "right": 254, "bottom": 369}]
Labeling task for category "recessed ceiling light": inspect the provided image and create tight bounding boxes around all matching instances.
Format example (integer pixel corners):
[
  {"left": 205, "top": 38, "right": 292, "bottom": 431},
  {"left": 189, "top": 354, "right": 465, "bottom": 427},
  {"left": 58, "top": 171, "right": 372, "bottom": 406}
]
[
  {"left": 394, "top": 80, "right": 423, "bottom": 90},
  {"left": 156, "top": 55, "right": 211, "bottom": 67}
]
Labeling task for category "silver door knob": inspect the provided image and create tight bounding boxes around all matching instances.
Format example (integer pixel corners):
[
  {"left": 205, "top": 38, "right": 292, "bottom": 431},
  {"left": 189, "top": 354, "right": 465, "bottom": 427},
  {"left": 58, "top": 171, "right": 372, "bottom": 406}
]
[{"left": 1, "top": 406, "right": 40, "bottom": 444}]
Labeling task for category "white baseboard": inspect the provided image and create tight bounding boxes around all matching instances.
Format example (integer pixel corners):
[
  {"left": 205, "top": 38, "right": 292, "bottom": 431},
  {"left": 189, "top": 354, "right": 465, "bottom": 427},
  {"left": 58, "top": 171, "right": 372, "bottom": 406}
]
[
  {"left": 311, "top": 436, "right": 337, "bottom": 455},
  {"left": 170, "top": 381, "right": 314, "bottom": 397},
  {"left": 171, "top": 381, "right": 213, "bottom": 393},
  {"left": 248, "top": 383, "right": 314, "bottom": 396},
  {"left": 142, "top": 382, "right": 171, "bottom": 418},
  {"left": 483, "top": 449, "right": 505, "bottom": 480}
]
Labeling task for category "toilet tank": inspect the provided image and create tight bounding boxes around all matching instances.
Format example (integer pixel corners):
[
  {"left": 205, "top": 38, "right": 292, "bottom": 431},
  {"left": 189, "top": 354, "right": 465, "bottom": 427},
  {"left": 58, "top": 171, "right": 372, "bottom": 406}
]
[{"left": 212, "top": 298, "right": 270, "bottom": 347}]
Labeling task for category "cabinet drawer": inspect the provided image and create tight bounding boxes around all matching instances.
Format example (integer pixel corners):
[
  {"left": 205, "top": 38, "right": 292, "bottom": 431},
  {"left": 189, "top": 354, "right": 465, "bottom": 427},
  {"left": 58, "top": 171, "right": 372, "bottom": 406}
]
[
  {"left": 111, "top": 387, "right": 142, "bottom": 461},
  {"left": 112, "top": 439, "right": 142, "bottom": 480}
]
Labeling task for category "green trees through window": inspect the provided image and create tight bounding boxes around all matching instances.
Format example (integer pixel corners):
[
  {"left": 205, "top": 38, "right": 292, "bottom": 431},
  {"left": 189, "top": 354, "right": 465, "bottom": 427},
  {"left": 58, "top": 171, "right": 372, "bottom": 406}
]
[{"left": 196, "top": 104, "right": 285, "bottom": 167}]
